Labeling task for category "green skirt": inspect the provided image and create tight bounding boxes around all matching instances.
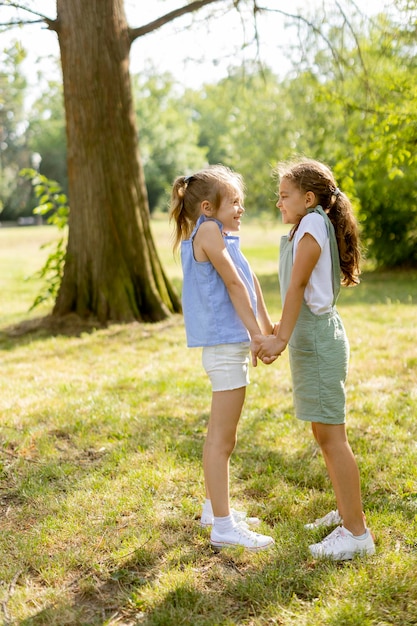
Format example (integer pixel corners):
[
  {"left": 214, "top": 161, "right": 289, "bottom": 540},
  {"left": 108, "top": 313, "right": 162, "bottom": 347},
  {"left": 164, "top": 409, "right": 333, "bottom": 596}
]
[{"left": 288, "top": 304, "right": 349, "bottom": 425}]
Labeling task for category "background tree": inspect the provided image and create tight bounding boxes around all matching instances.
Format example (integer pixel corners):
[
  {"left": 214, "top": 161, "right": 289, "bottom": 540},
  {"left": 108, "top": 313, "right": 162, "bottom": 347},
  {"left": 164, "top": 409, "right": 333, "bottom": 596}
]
[
  {"left": 1, "top": 0, "right": 225, "bottom": 324},
  {"left": 132, "top": 69, "right": 208, "bottom": 213},
  {"left": 2, "top": 0, "right": 415, "bottom": 290},
  {"left": 295, "top": 7, "right": 417, "bottom": 267},
  {"left": 239, "top": 1, "right": 417, "bottom": 268},
  {"left": 27, "top": 74, "right": 68, "bottom": 198},
  {"left": 350, "top": 12, "right": 417, "bottom": 267},
  {"left": 0, "top": 42, "right": 31, "bottom": 219},
  {"left": 184, "top": 64, "right": 289, "bottom": 214}
]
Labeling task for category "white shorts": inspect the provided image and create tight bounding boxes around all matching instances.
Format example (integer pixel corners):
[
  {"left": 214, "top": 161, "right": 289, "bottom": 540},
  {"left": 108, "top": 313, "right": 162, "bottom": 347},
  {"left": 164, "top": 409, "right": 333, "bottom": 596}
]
[{"left": 202, "top": 342, "right": 250, "bottom": 392}]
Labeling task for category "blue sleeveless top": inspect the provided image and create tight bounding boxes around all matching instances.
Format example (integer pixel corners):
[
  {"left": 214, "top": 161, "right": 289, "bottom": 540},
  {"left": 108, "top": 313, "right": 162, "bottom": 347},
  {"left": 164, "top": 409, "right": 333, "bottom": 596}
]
[{"left": 181, "top": 215, "right": 257, "bottom": 347}]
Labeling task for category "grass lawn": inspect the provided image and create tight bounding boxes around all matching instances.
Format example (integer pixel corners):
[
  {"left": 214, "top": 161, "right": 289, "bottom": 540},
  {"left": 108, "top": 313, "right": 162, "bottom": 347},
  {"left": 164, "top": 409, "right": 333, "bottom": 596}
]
[{"left": 0, "top": 220, "right": 416, "bottom": 625}]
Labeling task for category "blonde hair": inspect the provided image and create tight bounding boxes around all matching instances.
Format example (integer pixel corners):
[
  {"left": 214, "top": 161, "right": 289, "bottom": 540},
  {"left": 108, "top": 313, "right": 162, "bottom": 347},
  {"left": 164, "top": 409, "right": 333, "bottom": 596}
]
[
  {"left": 276, "top": 158, "right": 361, "bottom": 286},
  {"left": 169, "top": 165, "right": 244, "bottom": 253}
]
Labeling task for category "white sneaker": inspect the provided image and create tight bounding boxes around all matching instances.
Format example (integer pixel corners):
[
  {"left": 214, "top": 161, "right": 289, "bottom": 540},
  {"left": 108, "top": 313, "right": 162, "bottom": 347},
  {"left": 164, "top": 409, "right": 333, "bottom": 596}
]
[
  {"left": 200, "top": 507, "right": 260, "bottom": 528},
  {"left": 304, "top": 509, "right": 342, "bottom": 530},
  {"left": 210, "top": 521, "right": 274, "bottom": 552},
  {"left": 309, "top": 526, "right": 375, "bottom": 561}
]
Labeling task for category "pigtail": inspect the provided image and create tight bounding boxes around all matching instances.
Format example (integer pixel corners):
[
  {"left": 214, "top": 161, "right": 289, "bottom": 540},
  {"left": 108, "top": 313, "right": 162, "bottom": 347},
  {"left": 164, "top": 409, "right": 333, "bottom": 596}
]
[
  {"left": 328, "top": 192, "right": 361, "bottom": 286},
  {"left": 169, "top": 176, "right": 191, "bottom": 253}
]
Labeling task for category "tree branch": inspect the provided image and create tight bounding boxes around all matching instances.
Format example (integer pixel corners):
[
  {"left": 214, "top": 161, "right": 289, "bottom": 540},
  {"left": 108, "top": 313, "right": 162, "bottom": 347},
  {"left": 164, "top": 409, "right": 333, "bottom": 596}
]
[
  {"left": 257, "top": 5, "right": 341, "bottom": 55},
  {"left": 128, "top": 0, "right": 224, "bottom": 43},
  {"left": 0, "top": 18, "right": 48, "bottom": 27},
  {"left": 335, "top": 0, "right": 370, "bottom": 86},
  {"left": 0, "top": 1, "right": 57, "bottom": 30},
  {"left": 256, "top": 4, "right": 351, "bottom": 81}
]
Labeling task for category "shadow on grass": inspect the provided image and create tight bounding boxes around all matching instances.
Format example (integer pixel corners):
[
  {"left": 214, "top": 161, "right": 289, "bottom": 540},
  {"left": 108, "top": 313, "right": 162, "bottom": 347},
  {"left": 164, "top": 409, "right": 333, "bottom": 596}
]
[
  {"left": 8, "top": 414, "right": 417, "bottom": 626},
  {"left": 259, "top": 268, "right": 417, "bottom": 308},
  {"left": 16, "top": 515, "right": 417, "bottom": 626},
  {"left": 1, "top": 268, "right": 416, "bottom": 350},
  {"left": 337, "top": 269, "right": 417, "bottom": 306},
  {"left": 13, "top": 519, "right": 345, "bottom": 626},
  {"left": 0, "top": 313, "right": 183, "bottom": 352},
  {"left": 6, "top": 469, "right": 417, "bottom": 622},
  {"left": 2, "top": 267, "right": 416, "bottom": 624},
  {"left": 0, "top": 313, "right": 106, "bottom": 348}
]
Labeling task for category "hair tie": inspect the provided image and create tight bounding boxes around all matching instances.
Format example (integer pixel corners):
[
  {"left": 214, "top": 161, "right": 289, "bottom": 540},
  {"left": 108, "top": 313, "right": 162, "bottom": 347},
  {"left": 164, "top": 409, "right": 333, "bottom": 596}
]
[
  {"left": 180, "top": 175, "right": 193, "bottom": 198},
  {"left": 333, "top": 187, "right": 341, "bottom": 197}
]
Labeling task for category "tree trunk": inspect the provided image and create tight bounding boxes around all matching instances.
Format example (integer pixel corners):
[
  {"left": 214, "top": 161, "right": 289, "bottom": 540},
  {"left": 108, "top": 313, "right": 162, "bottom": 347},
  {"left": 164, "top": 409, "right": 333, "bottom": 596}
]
[{"left": 54, "top": 0, "right": 181, "bottom": 322}]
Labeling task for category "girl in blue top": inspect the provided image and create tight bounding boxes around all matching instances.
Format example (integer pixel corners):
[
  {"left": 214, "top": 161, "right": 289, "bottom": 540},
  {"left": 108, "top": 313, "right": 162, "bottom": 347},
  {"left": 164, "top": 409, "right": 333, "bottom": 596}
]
[
  {"left": 170, "top": 164, "right": 275, "bottom": 551},
  {"left": 253, "top": 159, "right": 375, "bottom": 561}
]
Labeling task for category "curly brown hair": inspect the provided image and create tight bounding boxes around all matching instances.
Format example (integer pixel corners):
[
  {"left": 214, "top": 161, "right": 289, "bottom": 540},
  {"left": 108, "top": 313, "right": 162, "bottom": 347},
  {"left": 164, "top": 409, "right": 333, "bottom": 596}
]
[{"left": 276, "top": 158, "right": 361, "bottom": 286}]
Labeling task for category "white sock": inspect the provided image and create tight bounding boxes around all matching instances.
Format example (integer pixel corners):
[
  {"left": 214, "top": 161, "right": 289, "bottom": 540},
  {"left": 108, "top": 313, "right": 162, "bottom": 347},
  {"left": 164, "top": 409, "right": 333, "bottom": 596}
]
[
  {"left": 213, "top": 514, "right": 235, "bottom": 534},
  {"left": 345, "top": 525, "right": 368, "bottom": 540},
  {"left": 354, "top": 530, "right": 369, "bottom": 540},
  {"left": 202, "top": 498, "right": 212, "bottom": 515}
]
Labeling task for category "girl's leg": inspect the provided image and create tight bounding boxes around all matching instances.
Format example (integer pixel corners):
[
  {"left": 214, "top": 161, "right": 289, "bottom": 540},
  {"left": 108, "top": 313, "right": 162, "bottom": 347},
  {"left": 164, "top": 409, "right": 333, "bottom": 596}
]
[
  {"left": 203, "top": 387, "right": 246, "bottom": 518},
  {"left": 312, "top": 422, "right": 366, "bottom": 536}
]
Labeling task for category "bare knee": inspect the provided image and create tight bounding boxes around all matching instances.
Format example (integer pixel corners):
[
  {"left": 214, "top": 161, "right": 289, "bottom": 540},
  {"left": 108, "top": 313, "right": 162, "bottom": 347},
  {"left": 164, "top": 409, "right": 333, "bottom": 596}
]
[
  {"left": 204, "top": 434, "right": 236, "bottom": 459},
  {"left": 313, "top": 423, "right": 348, "bottom": 455}
]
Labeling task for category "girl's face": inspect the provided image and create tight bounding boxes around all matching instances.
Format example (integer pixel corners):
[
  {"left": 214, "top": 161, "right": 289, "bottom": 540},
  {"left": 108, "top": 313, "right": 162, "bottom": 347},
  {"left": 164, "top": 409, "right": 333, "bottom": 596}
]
[
  {"left": 213, "top": 182, "right": 245, "bottom": 232},
  {"left": 276, "top": 178, "right": 308, "bottom": 225}
]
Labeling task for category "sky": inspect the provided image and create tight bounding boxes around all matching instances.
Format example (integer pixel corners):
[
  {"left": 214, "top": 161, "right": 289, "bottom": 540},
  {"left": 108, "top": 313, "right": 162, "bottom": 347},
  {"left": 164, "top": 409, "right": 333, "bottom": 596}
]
[
  {"left": 1, "top": 0, "right": 393, "bottom": 107},
  {"left": 124, "top": 0, "right": 387, "bottom": 82}
]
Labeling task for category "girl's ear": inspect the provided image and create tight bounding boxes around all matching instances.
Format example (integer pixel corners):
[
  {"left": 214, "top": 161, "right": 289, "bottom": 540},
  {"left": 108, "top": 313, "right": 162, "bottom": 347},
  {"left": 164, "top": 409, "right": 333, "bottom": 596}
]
[
  {"left": 305, "top": 191, "right": 316, "bottom": 208},
  {"left": 201, "top": 200, "right": 213, "bottom": 216}
]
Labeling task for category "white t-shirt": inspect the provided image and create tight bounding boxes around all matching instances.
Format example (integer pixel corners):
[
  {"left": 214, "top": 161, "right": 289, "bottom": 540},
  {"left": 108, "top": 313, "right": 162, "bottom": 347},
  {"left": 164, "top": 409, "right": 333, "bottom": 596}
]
[{"left": 293, "top": 212, "right": 333, "bottom": 315}]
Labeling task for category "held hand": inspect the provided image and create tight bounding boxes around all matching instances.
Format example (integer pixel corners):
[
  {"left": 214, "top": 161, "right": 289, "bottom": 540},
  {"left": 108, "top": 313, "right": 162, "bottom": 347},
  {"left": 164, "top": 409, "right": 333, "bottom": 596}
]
[
  {"left": 261, "top": 354, "right": 278, "bottom": 365},
  {"left": 272, "top": 322, "right": 280, "bottom": 336},
  {"left": 251, "top": 334, "right": 281, "bottom": 365},
  {"left": 251, "top": 334, "right": 263, "bottom": 360},
  {"left": 250, "top": 344, "right": 258, "bottom": 367}
]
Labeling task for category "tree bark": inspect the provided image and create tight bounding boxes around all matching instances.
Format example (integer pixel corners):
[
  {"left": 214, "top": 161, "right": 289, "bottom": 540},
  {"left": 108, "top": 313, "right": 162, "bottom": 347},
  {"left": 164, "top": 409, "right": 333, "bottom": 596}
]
[{"left": 54, "top": 0, "right": 181, "bottom": 322}]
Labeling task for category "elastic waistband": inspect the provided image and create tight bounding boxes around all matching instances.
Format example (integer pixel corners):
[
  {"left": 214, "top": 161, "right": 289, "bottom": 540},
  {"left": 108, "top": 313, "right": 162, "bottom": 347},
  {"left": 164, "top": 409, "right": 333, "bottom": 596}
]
[{"left": 298, "top": 303, "right": 338, "bottom": 321}]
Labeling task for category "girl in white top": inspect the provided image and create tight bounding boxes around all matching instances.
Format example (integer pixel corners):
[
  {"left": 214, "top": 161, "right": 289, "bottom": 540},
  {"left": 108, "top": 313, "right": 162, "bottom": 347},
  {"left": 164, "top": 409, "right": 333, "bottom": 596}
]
[{"left": 253, "top": 159, "right": 375, "bottom": 561}]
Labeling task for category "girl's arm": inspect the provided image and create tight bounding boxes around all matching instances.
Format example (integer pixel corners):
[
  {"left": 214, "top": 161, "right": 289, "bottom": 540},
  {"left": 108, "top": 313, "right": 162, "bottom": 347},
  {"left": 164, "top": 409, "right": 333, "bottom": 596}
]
[
  {"left": 276, "top": 232, "right": 320, "bottom": 345},
  {"left": 254, "top": 233, "right": 321, "bottom": 361},
  {"left": 252, "top": 272, "right": 274, "bottom": 335},
  {"left": 198, "top": 220, "right": 262, "bottom": 341}
]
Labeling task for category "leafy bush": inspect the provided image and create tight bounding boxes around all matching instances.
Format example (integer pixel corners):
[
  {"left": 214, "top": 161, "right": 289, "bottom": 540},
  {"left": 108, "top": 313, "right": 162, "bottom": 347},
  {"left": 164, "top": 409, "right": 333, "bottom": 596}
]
[{"left": 20, "top": 168, "right": 69, "bottom": 309}]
